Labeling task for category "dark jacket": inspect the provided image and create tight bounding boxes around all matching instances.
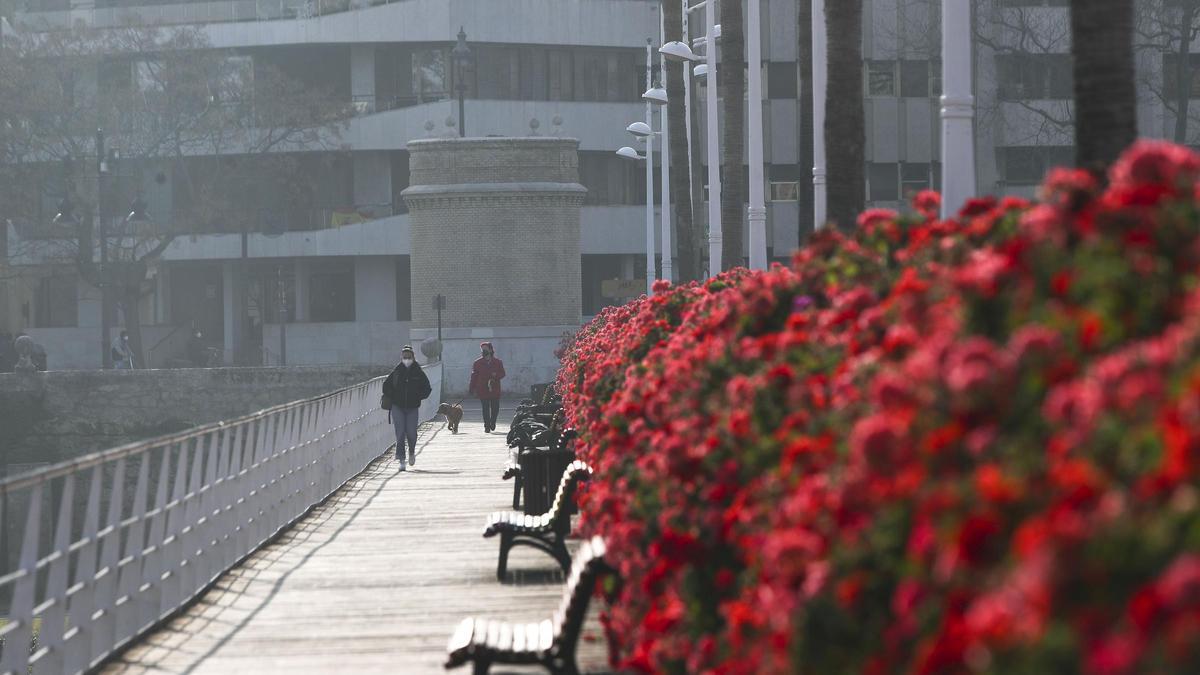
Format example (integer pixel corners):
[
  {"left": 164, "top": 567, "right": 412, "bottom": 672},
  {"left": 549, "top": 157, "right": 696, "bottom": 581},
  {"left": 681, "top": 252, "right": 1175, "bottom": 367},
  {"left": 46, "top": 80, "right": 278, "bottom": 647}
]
[
  {"left": 383, "top": 362, "right": 432, "bottom": 410},
  {"left": 469, "top": 356, "right": 506, "bottom": 400}
]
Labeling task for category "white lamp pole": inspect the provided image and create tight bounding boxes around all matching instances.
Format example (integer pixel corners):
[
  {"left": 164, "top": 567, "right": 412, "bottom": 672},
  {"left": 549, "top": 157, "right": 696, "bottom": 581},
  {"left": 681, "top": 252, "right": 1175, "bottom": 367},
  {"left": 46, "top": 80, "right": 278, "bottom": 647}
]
[
  {"left": 940, "top": 0, "right": 976, "bottom": 218},
  {"left": 703, "top": 0, "right": 721, "bottom": 272},
  {"left": 645, "top": 40, "right": 656, "bottom": 296},
  {"left": 746, "top": 0, "right": 766, "bottom": 269},
  {"left": 812, "top": 0, "right": 827, "bottom": 229},
  {"left": 659, "top": 15, "right": 674, "bottom": 283}
]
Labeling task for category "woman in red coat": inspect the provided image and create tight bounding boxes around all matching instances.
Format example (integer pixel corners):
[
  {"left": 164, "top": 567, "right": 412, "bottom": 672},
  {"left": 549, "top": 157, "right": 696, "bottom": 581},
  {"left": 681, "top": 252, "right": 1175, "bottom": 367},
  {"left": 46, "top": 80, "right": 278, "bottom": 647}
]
[{"left": 469, "top": 341, "right": 506, "bottom": 433}]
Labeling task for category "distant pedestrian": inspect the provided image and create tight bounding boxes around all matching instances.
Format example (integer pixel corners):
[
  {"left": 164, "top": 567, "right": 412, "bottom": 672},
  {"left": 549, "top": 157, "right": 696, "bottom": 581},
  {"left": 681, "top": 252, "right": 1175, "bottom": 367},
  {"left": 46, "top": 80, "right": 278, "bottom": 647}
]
[
  {"left": 111, "top": 331, "right": 133, "bottom": 369},
  {"left": 382, "top": 345, "right": 432, "bottom": 471},
  {"left": 187, "top": 330, "right": 207, "bottom": 367},
  {"left": 469, "top": 341, "right": 505, "bottom": 433}
]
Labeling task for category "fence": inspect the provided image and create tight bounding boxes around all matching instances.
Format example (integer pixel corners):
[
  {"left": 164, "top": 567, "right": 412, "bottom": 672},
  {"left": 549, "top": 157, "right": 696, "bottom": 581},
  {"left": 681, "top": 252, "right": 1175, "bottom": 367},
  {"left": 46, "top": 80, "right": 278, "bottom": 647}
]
[{"left": 0, "top": 363, "right": 439, "bottom": 673}]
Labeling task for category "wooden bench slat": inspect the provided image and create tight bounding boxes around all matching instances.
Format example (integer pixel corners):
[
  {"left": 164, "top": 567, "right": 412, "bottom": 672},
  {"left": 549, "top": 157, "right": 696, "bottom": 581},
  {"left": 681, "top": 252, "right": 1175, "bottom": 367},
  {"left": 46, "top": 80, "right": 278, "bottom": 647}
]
[
  {"left": 538, "top": 619, "right": 554, "bottom": 651},
  {"left": 497, "top": 621, "right": 513, "bottom": 652},
  {"left": 512, "top": 621, "right": 526, "bottom": 652},
  {"left": 472, "top": 618, "right": 489, "bottom": 646},
  {"left": 447, "top": 616, "right": 474, "bottom": 653}
]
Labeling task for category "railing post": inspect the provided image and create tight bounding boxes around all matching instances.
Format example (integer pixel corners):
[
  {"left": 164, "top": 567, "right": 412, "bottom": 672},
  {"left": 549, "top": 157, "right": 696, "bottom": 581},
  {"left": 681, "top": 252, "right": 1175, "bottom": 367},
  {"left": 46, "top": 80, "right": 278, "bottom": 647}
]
[
  {"left": 90, "top": 458, "right": 126, "bottom": 664},
  {"left": 64, "top": 468, "right": 103, "bottom": 673},
  {"left": 33, "top": 474, "right": 74, "bottom": 674},
  {"left": 1, "top": 483, "right": 42, "bottom": 675},
  {"left": 115, "top": 456, "right": 150, "bottom": 644}
]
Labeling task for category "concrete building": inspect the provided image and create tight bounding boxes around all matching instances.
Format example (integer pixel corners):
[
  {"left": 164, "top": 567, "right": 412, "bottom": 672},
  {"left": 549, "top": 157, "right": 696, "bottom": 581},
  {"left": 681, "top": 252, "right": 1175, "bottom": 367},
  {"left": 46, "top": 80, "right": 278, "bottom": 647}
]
[{"left": 0, "top": 0, "right": 1189, "bottom": 371}]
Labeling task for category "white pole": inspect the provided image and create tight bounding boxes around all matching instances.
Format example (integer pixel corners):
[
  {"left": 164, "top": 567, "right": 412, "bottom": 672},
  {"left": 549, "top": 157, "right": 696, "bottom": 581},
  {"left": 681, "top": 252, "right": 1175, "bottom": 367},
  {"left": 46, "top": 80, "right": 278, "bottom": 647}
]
[
  {"left": 705, "top": 0, "right": 722, "bottom": 273},
  {"left": 682, "top": 0, "right": 696, "bottom": 236},
  {"left": 812, "top": 0, "right": 827, "bottom": 229},
  {"left": 747, "top": 0, "right": 766, "bottom": 269},
  {"left": 940, "top": 0, "right": 976, "bottom": 218},
  {"left": 660, "top": 15, "right": 674, "bottom": 283},
  {"left": 645, "top": 40, "right": 657, "bottom": 296}
]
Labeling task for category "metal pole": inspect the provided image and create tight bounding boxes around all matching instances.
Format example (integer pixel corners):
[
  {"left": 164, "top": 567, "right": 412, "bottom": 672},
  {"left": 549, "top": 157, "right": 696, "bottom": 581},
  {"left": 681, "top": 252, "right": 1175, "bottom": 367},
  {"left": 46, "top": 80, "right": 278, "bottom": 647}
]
[
  {"left": 940, "top": 0, "right": 976, "bottom": 218},
  {"left": 812, "top": 0, "right": 827, "bottom": 229},
  {"left": 659, "top": 14, "right": 673, "bottom": 283},
  {"left": 277, "top": 265, "right": 286, "bottom": 366},
  {"left": 645, "top": 40, "right": 656, "bottom": 296},
  {"left": 97, "top": 129, "right": 111, "bottom": 370},
  {"left": 682, "top": 0, "right": 696, "bottom": 223},
  {"left": 457, "top": 77, "right": 466, "bottom": 138},
  {"left": 746, "top": 0, "right": 767, "bottom": 269},
  {"left": 704, "top": 0, "right": 722, "bottom": 273}
]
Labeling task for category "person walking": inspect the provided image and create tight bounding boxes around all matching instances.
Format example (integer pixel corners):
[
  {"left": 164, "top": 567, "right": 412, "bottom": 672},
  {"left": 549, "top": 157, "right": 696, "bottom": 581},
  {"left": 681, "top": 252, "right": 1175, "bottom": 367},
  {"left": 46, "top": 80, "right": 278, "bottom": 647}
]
[
  {"left": 111, "top": 331, "right": 134, "bottom": 369},
  {"left": 382, "top": 345, "right": 432, "bottom": 471},
  {"left": 468, "top": 341, "right": 505, "bottom": 433}
]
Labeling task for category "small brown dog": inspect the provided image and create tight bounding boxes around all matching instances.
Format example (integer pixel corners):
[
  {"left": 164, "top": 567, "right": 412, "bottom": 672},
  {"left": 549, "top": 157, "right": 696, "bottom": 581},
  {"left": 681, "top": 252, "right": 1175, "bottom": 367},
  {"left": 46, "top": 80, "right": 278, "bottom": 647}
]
[{"left": 438, "top": 402, "right": 464, "bottom": 433}]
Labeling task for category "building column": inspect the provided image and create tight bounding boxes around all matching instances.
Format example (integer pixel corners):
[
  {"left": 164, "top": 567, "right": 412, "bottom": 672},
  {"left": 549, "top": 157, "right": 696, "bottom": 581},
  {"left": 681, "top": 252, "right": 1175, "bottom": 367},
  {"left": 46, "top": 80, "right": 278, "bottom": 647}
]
[
  {"left": 222, "top": 261, "right": 236, "bottom": 366},
  {"left": 351, "top": 45, "right": 377, "bottom": 113},
  {"left": 940, "top": 0, "right": 976, "bottom": 217},
  {"left": 812, "top": 0, "right": 828, "bottom": 228},
  {"left": 293, "top": 258, "right": 309, "bottom": 323}
]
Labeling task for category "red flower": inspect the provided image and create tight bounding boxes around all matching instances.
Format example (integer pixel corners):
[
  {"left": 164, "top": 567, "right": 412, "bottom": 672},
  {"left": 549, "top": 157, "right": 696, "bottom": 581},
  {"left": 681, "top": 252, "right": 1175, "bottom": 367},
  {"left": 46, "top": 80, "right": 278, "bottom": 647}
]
[{"left": 913, "top": 190, "right": 941, "bottom": 219}]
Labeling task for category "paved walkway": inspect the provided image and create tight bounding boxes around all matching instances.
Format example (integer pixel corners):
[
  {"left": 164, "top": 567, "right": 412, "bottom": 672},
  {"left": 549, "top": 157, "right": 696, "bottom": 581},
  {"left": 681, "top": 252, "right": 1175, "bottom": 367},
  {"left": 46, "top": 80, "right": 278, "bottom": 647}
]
[{"left": 102, "top": 401, "right": 612, "bottom": 674}]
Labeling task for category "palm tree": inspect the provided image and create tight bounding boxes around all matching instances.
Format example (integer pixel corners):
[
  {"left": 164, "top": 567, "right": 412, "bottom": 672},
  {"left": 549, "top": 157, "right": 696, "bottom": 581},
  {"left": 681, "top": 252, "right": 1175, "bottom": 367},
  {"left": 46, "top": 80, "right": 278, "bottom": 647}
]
[
  {"left": 798, "top": 0, "right": 815, "bottom": 241},
  {"left": 825, "top": 0, "right": 864, "bottom": 228},
  {"left": 1071, "top": 0, "right": 1137, "bottom": 174},
  {"left": 663, "top": 0, "right": 701, "bottom": 282},
  {"left": 720, "top": 0, "right": 746, "bottom": 269}
]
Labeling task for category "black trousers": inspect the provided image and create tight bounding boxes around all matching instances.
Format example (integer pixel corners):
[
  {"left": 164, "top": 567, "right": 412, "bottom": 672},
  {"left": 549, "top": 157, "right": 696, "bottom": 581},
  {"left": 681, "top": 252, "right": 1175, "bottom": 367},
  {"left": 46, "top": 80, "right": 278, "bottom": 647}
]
[{"left": 480, "top": 398, "right": 500, "bottom": 430}]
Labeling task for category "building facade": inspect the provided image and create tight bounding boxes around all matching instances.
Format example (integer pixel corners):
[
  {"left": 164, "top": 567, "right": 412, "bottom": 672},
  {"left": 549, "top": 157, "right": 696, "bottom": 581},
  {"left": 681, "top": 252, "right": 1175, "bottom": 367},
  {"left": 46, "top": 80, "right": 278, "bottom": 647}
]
[{"left": 0, "top": 0, "right": 1189, "bottom": 370}]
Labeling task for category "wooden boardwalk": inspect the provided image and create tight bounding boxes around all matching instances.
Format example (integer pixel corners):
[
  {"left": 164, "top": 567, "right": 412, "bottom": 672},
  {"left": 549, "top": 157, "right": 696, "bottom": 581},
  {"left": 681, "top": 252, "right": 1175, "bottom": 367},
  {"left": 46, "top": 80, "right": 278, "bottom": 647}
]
[{"left": 101, "top": 401, "right": 614, "bottom": 674}]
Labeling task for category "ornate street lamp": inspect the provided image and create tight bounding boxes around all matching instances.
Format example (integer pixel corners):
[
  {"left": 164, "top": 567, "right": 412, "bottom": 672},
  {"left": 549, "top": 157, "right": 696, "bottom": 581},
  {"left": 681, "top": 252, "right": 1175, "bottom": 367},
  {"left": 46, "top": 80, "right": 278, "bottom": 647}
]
[{"left": 452, "top": 27, "right": 472, "bottom": 138}]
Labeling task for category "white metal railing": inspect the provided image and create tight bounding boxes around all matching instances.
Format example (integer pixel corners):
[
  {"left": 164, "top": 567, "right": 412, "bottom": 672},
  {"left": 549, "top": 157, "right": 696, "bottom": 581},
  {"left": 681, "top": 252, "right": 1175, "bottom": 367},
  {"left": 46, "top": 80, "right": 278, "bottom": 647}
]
[{"left": 0, "top": 373, "right": 410, "bottom": 673}]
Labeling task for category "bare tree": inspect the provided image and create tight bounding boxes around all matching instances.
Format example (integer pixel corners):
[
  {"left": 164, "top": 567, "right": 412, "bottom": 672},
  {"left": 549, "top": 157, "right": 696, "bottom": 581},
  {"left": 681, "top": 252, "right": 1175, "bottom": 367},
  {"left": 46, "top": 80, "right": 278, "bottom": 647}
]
[
  {"left": 825, "top": 0, "right": 865, "bottom": 228},
  {"left": 1136, "top": 0, "right": 1200, "bottom": 144},
  {"left": 719, "top": 0, "right": 746, "bottom": 269},
  {"left": 1071, "top": 0, "right": 1137, "bottom": 173},
  {"left": 2, "top": 25, "right": 348, "bottom": 367},
  {"left": 972, "top": 1, "right": 1075, "bottom": 147}
]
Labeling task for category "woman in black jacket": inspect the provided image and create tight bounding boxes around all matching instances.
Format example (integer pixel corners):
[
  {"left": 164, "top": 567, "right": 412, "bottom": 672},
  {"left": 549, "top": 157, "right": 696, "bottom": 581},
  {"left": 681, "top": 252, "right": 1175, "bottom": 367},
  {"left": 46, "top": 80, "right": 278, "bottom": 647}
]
[{"left": 382, "top": 345, "right": 432, "bottom": 471}]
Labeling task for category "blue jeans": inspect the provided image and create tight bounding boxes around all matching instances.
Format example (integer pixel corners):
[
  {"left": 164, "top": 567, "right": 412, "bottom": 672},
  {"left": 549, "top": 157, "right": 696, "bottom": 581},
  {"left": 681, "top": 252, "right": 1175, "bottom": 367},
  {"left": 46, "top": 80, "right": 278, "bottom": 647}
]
[{"left": 391, "top": 406, "right": 419, "bottom": 463}]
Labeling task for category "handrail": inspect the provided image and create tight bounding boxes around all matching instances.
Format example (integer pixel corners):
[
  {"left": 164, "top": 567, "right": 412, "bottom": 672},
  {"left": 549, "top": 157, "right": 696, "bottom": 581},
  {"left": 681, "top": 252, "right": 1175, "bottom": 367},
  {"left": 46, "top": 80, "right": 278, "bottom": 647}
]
[{"left": 0, "top": 364, "right": 441, "bottom": 673}]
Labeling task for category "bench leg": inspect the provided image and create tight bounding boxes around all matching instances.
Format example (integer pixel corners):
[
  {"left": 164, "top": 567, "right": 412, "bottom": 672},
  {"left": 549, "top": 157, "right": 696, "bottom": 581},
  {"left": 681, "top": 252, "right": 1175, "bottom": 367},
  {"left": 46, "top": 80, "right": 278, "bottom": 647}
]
[
  {"left": 550, "top": 538, "right": 572, "bottom": 575},
  {"left": 512, "top": 475, "right": 522, "bottom": 509},
  {"left": 546, "top": 654, "right": 579, "bottom": 675},
  {"left": 473, "top": 658, "right": 491, "bottom": 675},
  {"left": 497, "top": 531, "right": 513, "bottom": 582}
]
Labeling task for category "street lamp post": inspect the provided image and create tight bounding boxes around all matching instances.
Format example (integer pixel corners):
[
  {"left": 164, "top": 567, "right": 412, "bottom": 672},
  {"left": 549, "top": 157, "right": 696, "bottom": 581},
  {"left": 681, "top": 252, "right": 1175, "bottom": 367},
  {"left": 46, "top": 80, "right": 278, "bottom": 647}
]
[
  {"left": 746, "top": 0, "right": 766, "bottom": 269},
  {"left": 96, "top": 128, "right": 112, "bottom": 370},
  {"left": 452, "top": 27, "right": 471, "bottom": 138},
  {"left": 642, "top": 41, "right": 656, "bottom": 296},
  {"left": 657, "top": 14, "right": 673, "bottom": 283}
]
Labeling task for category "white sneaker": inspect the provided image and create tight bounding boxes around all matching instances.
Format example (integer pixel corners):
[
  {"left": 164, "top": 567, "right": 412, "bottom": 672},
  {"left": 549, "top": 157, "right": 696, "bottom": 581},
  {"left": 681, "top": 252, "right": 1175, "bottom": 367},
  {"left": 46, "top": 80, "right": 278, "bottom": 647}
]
[{"left": 398, "top": 463, "right": 406, "bottom": 472}]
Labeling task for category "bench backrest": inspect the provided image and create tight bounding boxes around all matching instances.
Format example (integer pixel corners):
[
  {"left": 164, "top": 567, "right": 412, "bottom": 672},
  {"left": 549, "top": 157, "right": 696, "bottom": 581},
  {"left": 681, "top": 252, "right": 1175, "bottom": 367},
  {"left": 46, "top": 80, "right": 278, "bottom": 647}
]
[
  {"left": 551, "top": 535, "right": 610, "bottom": 647},
  {"left": 545, "top": 460, "right": 591, "bottom": 530}
]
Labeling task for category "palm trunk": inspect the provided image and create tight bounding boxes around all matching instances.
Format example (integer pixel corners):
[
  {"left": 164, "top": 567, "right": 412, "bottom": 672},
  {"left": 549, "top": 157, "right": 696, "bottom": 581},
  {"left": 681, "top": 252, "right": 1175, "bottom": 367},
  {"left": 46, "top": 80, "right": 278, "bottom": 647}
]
[
  {"left": 798, "top": 0, "right": 815, "bottom": 243},
  {"left": 825, "top": 0, "right": 864, "bottom": 229},
  {"left": 1172, "top": 3, "right": 1197, "bottom": 143},
  {"left": 663, "top": 0, "right": 700, "bottom": 282},
  {"left": 1071, "top": 0, "right": 1137, "bottom": 174},
  {"left": 720, "top": 0, "right": 746, "bottom": 270}
]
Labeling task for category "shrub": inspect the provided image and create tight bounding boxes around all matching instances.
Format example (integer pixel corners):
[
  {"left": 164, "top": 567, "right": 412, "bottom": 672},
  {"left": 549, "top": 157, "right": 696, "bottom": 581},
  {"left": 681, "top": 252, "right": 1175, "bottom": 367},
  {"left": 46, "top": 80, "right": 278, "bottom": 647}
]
[{"left": 558, "top": 142, "right": 1200, "bottom": 674}]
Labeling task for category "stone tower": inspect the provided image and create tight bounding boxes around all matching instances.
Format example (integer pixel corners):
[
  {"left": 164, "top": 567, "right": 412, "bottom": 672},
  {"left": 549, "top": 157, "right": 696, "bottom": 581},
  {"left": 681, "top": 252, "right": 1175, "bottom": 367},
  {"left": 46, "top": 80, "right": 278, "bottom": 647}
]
[{"left": 402, "top": 137, "right": 585, "bottom": 396}]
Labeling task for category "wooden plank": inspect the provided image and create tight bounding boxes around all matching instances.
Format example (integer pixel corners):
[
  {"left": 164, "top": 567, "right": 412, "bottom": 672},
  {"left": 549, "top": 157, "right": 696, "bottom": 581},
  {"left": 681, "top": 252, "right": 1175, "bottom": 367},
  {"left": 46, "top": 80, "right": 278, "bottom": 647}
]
[{"left": 100, "top": 402, "right": 610, "bottom": 674}]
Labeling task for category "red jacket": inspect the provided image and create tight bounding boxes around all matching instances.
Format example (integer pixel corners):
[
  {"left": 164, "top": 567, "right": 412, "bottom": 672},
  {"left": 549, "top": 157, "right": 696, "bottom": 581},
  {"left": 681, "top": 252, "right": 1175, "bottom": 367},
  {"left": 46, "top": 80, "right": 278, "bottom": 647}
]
[{"left": 469, "top": 356, "right": 506, "bottom": 400}]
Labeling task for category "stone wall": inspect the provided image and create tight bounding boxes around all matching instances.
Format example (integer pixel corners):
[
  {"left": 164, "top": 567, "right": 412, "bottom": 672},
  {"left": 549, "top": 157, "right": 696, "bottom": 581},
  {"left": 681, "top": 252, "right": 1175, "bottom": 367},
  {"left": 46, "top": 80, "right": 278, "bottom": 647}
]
[{"left": 0, "top": 365, "right": 389, "bottom": 469}]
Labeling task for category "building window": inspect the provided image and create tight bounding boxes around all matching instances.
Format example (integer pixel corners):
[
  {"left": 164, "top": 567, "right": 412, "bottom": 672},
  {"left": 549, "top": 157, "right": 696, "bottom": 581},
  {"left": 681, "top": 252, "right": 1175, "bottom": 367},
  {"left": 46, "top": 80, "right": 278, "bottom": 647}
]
[
  {"left": 769, "top": 164, "right": 800, "bottom": 201},
  {"left": 412, "top": 49, "right": 446, "bottom": 103},
  {"left": 1163, "top": 54, "right": 1200, "bottom": 99},
  {"left": 308, "top": 261, "right": 355, "bottom": 322},
  {"left": 35, "top": 274, "right": 78, "bottom": 328},
  {"left": 901, "top": 162, "right": 932, "bottom": 200},
  {"left": 867, "top": 60, "right": 897, "bottom": 96},
  {"left": 868, "top": 163, "right": 900, "bottom": 202},
  {"left": 395, "top": 256, "right": 411, "bottom": 321},
  {"left": 996, "top": 54, "right": 1073, "bottom": 100},
  {"left": 900, "top": 60, "right": 931, "bottom": 98},
  {"left": 548, "top": 49, "right": 574, "bottom": 101},
  {"left": 767, "top": 62, "right": 798, "bottom": 99},
  {"left": 1001, "top": 146, "right": 1075, "bottom": 185}
]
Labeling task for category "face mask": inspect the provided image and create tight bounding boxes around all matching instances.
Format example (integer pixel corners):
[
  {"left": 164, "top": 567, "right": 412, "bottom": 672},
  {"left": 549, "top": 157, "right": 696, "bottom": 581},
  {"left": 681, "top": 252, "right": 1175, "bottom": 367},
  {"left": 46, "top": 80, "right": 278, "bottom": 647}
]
[
  {"left": 402, "top": 357, "right": 413, "bottom": 366},
  {"left": 483, "top": 351, "right": 492, "bottom": 358}
]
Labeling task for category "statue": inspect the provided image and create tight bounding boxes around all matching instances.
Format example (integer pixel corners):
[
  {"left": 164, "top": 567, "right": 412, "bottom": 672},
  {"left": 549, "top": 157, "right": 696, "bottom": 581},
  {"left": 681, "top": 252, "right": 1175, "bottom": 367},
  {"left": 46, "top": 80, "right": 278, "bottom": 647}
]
[{"left": 13, "top": 334, "right": 37, "bottom": 373}]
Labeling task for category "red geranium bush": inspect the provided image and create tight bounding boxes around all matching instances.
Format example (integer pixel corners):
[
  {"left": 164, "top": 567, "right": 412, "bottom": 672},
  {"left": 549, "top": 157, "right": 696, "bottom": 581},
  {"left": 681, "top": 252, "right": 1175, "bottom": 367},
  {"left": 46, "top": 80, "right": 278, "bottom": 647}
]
[{"left": 558, "top": 141, "right": 1200, "bottom": 674}]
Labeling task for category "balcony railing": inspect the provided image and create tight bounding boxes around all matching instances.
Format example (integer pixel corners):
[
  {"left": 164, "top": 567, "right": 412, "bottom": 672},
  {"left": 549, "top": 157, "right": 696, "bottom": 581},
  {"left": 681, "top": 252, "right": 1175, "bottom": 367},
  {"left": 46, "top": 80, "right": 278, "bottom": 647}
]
[{"left": 15, "top": 0, "right": 407, "bottom": 31}]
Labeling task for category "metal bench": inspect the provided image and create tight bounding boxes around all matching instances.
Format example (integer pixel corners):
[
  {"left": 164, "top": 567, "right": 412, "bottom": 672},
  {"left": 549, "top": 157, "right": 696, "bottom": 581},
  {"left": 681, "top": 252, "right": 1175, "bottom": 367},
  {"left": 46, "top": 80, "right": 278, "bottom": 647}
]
[
  {"left": 445, "top": 536, "right": 611, "bottom": 675},
  {"left": 502, "top": 430, "right": 577, "bottom": 511},
  {"left": 485, "top": 460, "right": 591, "bottom": 581}
]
